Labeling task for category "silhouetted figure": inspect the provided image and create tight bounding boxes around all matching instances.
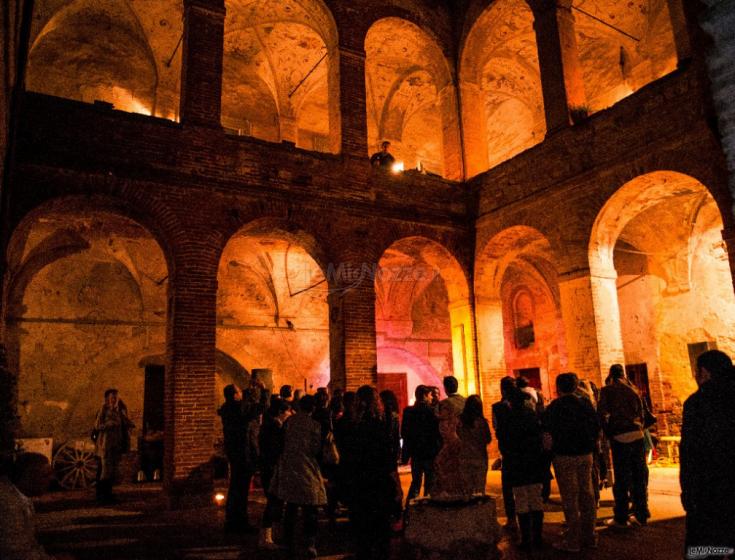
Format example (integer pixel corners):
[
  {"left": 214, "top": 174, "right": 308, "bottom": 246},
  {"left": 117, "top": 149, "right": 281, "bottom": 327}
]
[
  {"left": 370, "top": 140, "right": 396, "bottom": 170},
  {"left": 492, "top": 376, "right": 518, "bottom": 530},
  {"left": 94, "top": 388, "right": 133, "bottom": 504},
  {"left": 401, "top": 385, "right": 441, "bottom": 503},
  {"left": 598, "top": 364, "right": 649, "bottom": 528},
  {"left": 543, "top": 373, "right": 599, "bottom": 552},
  {"left": 218, "top": 384, "right": 260, "bottom": 534},
  {"left": 681, "top": 350, "right": 735, "bottom": 558},
  {"left": 457, "top": 395, "right": 492, "bottom": 494}
]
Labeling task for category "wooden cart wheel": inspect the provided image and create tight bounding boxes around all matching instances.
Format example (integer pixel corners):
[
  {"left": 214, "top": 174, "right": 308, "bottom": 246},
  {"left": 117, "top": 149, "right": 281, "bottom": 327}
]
[{"left": 53, "top": 440, "right": 98, "bottom": 489}]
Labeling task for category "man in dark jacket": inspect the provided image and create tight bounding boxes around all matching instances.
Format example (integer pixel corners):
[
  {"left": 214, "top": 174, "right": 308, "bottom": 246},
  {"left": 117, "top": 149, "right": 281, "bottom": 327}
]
[
  {"left": 543, "top": 373, "right": 599, "bottom": 552},
  {"left": 218, "top": 383, "right": 262, "bottom": 534},
  {"left": 681, "top": 350, "right": 735, "bottom": 559},
  {"left": 492, "top": 376, "right": 519, "bottom": 530},
  {"left": 598, "top": 364, "right": 649, "bottom": 528},
  {"left": 401, "top": 385, "right": 441, "bottom": 503}
]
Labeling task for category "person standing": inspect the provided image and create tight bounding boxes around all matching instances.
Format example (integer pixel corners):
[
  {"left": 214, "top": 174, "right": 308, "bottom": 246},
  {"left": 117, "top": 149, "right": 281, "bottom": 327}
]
[
  {"left": 94, "top": 388, "right": 134, "bottom": 504},
  {"left": 258, "top": 397, "right": 292, "bottom": 549},
  {"left": 457, "top": 395, "right": 492, "bottom": 495},
  {"left": 598, "top": 364, "right": 650, "bottom": 528},
  {"left": 681, "top": 350, "right": 735, "bottom": 559},
  {"left": 369, "top": 141, "right": 396, "bottom": 170},
  {"left": 503, "top": 388, "right": 546, "bottom": 550},
  {"left": 401, "top": 385, "right": 441, "bottom": 503},
  {"left": 438, "top": 375, "right": 466, "bottom": 419},
  {"left": 345, "top": 386, "right": 396, "bottom": 560},
  {"left": 218, "top": 384, "right": 260, "bottom": 534},
  {"left": 270, "top": 395, "right": 326, "bottom": 558},
  {"left": 543, "top": 373, "right": 599, "bottom": 552},
  {"left": 492, "top": 376, "right": 519, "bottom": 530}
]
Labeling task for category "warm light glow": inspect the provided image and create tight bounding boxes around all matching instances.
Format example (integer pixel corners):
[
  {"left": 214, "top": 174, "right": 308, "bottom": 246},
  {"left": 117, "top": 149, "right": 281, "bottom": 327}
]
[
  {"left": 391, "top": 161, "right": 404, "bottom": 174},
  {"left": 215, "top": 492, "right": 226, "bottom": 505}
]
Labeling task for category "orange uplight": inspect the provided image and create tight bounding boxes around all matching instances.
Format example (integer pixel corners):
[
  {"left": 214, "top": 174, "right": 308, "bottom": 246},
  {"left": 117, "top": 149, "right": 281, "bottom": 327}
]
[
  {"left": 391, "top": 161, "right": 404, "bottom": 174},
  {"left": 214, "top": 492, "right": 226, "bottom": 506}
]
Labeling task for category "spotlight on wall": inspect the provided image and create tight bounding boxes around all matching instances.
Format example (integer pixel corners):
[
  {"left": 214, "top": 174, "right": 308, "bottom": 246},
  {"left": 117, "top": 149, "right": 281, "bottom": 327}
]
[{"left": 391, "top": 161, "right": 404, "bottom": 174}]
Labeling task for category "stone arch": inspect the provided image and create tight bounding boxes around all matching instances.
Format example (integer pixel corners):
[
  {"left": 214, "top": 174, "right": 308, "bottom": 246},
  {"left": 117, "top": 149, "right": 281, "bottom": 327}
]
[
  {"left": 217, "top": 217, "right": 331, "bottom": 394},
  {"left": 589, "top": 170, "right": 735, "bottom": 423},
  {"left": 4, "top": 200, "right": 169, "bottom": 444},
  {"left": 222, "top": 0, "right": 340, "bottom": 153},
  {"left": 376, "top": 236, "right": 477, "bottom": 401},
  {"left": 475, "top": 225, "right": 565, "bottom": 402},
  {"left": 459, "top": 0, "right": 545, "bottom": 177},
  {"left": 572, "top": 0, "right": 678, "bottom": 112},
  {"left": 365, "top": 18, "right": 461, "bottom": 179},
  {"left": 26, "top": 0, "right": 182, "bottom": 119}
]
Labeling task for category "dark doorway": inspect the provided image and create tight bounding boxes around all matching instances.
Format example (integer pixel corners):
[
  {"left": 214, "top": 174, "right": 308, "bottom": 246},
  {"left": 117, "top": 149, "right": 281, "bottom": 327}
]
[
  {"left": 514, "top": 367, "right": 541, "bottom": 391},
  {"left": 377, "top": 372, "right": 408, "bottom": 416},
  {"left": 140, "top": 365, "right": 164, "bottom": 480},
  {"left": 625, "top": 363, "right": 652, "bottom": 409}
]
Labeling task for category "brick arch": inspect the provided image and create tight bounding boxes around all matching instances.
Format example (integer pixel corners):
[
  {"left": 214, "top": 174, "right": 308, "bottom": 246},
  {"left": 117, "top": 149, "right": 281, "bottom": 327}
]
[
  {"left": 331, "top": 3, "right": 453, "bottom": 55},
  {"left": 589, "top": 170, "right": 728, "bottom": 277},
  {"left": 221, "top": 215, "right": 334, "bottom": 284},
  {"left": 475, "top": 225, "right": 560, "bottom": 302},
  {"left": 5, "top": 193, "right": 176, "bottom": 280}
]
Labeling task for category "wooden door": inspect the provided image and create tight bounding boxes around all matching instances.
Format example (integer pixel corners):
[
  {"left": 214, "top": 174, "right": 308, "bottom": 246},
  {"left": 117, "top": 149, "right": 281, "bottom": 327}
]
[{"left": 377, "top": 372, "right": 408, "bottom": 416}]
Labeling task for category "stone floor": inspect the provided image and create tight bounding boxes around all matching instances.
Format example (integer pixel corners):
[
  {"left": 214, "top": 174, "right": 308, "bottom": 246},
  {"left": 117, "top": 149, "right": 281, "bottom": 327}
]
[{"left": 34, "top": 466, "right": 686, "bottom": 560}]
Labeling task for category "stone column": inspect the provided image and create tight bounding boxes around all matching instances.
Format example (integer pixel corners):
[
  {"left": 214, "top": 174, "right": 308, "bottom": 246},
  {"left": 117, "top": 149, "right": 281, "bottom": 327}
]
[
  {"left": 460, "top": 82, "right": 489, "bottom": 178},
  {"left": 328, "top": 263, "right": 377, "bottom": 390},
  {"left": 449, "top": 300, "right": 479, "bottom": 396},
  {"left": 665, "top": 0, "right": 693, "bottom": 65},
  {"left": 558, "top": 270, "right": 625, "bottom": 384},
  {"left": 530, "top": 0, "right": 587, "bottom": 132},
  {"left": 163, "top": 246, "right": 218, "bottom": 507},
  {"left": 179, "top": 0, "right": 226, "bottom": 127},
  {"left": 438, "top": 85, "right": 464, "bottom": 181},
  {"left": 337, "top": 46, "right": 369, "bottom": 158}
]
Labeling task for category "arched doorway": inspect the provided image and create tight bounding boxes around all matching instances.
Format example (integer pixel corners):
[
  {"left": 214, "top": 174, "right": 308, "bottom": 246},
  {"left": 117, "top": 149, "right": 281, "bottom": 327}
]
[
  {"left": 475, "top": 226, "right": 566, "bottom": 403},
  {"left": 217, "top": 223, "right": 330, "bottom": 394},
  {"left": 375, "top": 237, "right": 476, "bottom": 408},
  {"left": 5, "top": 205, "right": 169, "bottom": 449}
]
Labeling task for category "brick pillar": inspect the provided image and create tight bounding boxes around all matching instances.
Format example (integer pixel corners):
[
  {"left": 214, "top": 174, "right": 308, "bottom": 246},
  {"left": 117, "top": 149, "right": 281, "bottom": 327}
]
[
  {"left": 460, "top": 82, "right": 489, "bottom": 178},
  {"left": 438, "top": 85, "right": 464, "bottom": 181},
  {"left": 338, "top": 46, "right": 369, "bottom": 158},
  {"left": 558, "top": 270, "right": 624, "bottom": 384},
  {"left": 328, "top": 264, "right": 377, "bottom": 391},
  {"left": 180, "top": 0, "right": 225, "bottom": 127},
  {"left": 163, "top": 247, "right": 218, "bottom": 507},
  {"left": 530, "top": 0, "right": 587, "bottom": 133},
  {"left": 474, "top": 297, "right": 506, "bottom": 408}
]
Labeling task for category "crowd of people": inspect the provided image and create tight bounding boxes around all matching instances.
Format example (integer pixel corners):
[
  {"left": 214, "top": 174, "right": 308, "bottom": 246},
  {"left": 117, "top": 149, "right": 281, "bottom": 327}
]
[
  {"left": 2, "top": 351, "right": 731, "bottom": 560},
  {"left": 217, "top": 352, "right": 735, "bottom": 559}
]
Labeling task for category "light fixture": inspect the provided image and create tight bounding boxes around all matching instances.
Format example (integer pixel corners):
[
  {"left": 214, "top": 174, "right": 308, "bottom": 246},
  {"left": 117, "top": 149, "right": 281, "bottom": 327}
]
[
  {"left": 214, "top": 492, "right": 226, "bottom": 506},
  {"left": 391, "top": 161, "right": 404, "bottom": 174}
]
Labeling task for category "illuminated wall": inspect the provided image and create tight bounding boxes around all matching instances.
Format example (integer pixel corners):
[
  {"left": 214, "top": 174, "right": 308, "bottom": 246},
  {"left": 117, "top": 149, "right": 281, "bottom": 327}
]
[
  {"left": 6, "top": 209, "right": 168, "bottom": 443},
  {"left": 592, "top": 172, "right": 735, "bottom": 430},
  {"left": 216, "top": 232, "right": 330, "bottom": 394},
  {"left": 459, "top": 0, "right": 545, "bottom": 177},
  {"left": 221, "top": 0, "right": 339, "bottom": 152},
  {"left": 26, "top": 0, "right": 183, "bottom": 120}
]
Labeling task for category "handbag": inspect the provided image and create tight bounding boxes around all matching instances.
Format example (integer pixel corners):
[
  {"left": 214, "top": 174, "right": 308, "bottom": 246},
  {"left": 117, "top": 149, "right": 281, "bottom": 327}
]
[{"left": 321, "top": 431, "right": 340, "bottom": 466}]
